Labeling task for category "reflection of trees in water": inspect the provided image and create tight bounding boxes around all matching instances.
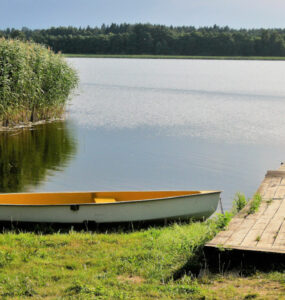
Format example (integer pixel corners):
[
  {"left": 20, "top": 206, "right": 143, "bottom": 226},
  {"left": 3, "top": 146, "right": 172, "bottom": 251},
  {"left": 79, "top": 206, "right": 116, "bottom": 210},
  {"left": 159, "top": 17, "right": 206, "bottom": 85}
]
[{"left": 0, "top": 122, "right": 77, "bottom": 193}]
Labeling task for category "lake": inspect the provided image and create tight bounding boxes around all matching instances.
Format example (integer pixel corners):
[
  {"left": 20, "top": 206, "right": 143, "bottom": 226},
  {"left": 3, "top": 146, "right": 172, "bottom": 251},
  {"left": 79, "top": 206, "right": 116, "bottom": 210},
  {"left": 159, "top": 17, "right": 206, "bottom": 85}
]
[{"left": 1, "top": 58, "right": 285, "bottom": 210}]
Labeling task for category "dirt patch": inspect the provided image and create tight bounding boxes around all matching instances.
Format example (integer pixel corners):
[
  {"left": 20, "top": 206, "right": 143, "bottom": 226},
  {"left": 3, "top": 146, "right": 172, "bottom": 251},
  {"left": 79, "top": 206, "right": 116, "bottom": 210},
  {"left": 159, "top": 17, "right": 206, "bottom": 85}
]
[
  {"left": 206, "top": 276, "right": 285, "bottom": 299},
  {"left": 117, "top": 275, "right": 145, "bottom": 284}
]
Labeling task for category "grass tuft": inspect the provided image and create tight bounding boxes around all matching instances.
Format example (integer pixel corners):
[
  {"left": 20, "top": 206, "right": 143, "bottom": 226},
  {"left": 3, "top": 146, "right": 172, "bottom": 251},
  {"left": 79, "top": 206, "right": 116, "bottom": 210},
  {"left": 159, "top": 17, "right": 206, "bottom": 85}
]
[
  {"left": 248, "top": 194, "right": 262, "bottom": 215},
  {"left": 232, "top": 192, "right": 248, "bottom": 213},
  {"left": 65, "top": 280, "right": 105, "bottom": 296}
]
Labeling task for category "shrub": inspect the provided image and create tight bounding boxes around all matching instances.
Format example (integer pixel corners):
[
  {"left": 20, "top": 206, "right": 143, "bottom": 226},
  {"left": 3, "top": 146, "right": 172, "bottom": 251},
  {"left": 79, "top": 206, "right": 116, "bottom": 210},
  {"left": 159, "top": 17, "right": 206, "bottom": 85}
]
[
  {"left": 214, "top": 212, "right": 233, "bottom": 230},
  {"left": 0, "top": 38, "right": 78, "bottom": 126},
  {"left": 232, "top": 192, "right": 247, "bottom": 213}
]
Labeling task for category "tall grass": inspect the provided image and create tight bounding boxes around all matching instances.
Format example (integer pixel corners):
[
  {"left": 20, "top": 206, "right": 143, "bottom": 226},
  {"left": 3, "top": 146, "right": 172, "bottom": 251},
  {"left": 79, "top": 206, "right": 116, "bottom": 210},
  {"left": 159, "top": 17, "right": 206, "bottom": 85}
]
[{"left": 0, "top": 38, "right": 78, "bottom": 126}]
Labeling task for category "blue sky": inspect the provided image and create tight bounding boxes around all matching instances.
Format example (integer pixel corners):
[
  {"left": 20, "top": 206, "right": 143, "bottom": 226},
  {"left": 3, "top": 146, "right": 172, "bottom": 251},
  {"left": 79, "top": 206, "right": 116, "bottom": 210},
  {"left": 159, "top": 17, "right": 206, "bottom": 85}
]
[{"left": 1, "top": 0, "right": 285, "bottom": 29}]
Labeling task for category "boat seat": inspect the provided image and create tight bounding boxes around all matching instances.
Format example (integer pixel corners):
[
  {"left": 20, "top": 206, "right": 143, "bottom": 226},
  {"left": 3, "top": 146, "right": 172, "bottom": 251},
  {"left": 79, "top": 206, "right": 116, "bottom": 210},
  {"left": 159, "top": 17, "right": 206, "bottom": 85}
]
[{"left": 94, "top": 198, "right": 116, "bottom": 203}]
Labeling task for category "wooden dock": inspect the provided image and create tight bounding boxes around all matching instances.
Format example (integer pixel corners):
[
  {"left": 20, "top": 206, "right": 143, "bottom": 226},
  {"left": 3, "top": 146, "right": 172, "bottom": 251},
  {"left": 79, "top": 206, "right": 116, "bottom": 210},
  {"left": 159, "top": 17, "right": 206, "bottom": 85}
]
[{"left": 206, "top": 164, "right": 285, "bottom": 254}]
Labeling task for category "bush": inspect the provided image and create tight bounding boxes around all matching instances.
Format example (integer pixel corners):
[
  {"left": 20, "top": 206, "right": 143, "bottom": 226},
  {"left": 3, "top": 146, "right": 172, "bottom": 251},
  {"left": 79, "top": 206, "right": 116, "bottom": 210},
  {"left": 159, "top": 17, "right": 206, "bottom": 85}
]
[
  {"left": 232, "top": 192, "right": 247, "bottom": 213},
  {"left": 0, "top": 38, "right": 78, "bottom": 126},
  {"left": 214, "top": 212, "right": 233, "bottom": 230}
]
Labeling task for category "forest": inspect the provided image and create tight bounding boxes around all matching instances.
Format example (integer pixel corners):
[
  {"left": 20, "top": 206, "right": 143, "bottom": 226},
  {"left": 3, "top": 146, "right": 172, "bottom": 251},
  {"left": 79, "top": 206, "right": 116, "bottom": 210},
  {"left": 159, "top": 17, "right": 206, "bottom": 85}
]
[{"left": 1, "top": 23, "right": 285, "bottom": 56}]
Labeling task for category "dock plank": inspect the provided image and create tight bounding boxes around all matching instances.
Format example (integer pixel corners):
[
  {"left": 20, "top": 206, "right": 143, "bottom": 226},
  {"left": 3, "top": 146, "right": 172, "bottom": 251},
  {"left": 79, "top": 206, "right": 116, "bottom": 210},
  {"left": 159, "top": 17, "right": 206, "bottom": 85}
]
[
  {"left": 225, "top": 219, "right": 256, "bottom": 246},
  {"left": 275, "top": 198, "right": 285, "bottom": 216},
  {"left": 256, "top": 215, "right": 283, "bottom": 249},
  {"left": 206, "top": 165, "right": 285, "bottom": 254},
  {"left": 272, "top": 219, "right": 285, "bottom": 248}
]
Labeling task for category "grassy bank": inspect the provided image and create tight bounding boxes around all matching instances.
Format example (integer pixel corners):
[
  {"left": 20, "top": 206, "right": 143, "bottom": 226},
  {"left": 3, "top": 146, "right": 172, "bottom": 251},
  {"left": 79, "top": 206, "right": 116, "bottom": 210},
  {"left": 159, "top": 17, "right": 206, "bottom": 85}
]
[
  {"left": 64, "top": 54, "right": 285, "bottom": 60},
  {"left": 0, "top": 218, "right": 284, "bottom": 299},
  {"left": 0, "top": 39, "right": 78, "bottom": 127}
]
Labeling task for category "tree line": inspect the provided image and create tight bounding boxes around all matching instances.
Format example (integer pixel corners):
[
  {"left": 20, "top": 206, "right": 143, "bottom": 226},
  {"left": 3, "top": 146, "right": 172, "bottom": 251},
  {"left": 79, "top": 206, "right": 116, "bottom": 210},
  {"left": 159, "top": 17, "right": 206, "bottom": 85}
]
[{"left": 1, "top": 23, "right": 285, "bottom": 56}]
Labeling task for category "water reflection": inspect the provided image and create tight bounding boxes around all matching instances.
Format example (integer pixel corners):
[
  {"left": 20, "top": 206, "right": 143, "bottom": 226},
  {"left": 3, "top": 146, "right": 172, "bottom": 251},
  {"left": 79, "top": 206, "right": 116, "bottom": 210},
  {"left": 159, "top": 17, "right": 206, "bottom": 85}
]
[{"left": 0, "top": 122, "right": 77, "bottom": 193}]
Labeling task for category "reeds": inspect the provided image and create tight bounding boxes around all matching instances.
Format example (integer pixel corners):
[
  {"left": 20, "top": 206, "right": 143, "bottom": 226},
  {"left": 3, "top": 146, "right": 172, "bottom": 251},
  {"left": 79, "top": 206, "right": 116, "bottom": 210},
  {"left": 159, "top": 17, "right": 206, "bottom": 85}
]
[{"left": 0, "top": 38, "right": 78, "bottom": 126}]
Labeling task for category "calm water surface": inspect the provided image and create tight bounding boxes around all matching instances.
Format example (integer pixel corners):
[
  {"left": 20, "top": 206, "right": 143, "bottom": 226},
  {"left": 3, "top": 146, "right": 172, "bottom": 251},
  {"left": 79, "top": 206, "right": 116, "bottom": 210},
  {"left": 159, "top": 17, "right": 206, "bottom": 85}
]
[{"left": 2, "top": 58, "right": 285, "bottom": 210}]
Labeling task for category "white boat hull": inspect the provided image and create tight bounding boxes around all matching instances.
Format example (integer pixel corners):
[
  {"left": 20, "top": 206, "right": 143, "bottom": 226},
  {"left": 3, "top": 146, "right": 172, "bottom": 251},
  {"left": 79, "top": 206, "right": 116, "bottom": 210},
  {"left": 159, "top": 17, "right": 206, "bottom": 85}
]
[{"left": 0, "top": 192, "right": 220, "bottom": 223}]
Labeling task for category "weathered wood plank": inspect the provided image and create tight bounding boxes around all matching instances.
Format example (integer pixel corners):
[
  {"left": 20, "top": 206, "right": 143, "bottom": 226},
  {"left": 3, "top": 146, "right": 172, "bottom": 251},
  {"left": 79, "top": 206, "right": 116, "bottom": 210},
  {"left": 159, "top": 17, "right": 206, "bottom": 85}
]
[
  {"left": 280, "top": 177, "right": 285, "bottom": 185},
  {"left": 241, "top": 229, "right": 264, "bottom": 247},
  {"left": 256, "top": 215, "right": 283, "bottom": 249},
  {"left": 226, "top": 217, "right": 244, "bottom": 231},
  {"left": 256, "top": 176, "right": 271, "bottom": 195},
  {"left": 207, "top": 218, "right": 244, "bottom": 246},
  {"left": 275, "top": 199, "right": 285, "bottom": 216},
  {"left": 257, "top": 183, "right": 270, "bottom": 197},
  {"left": 225, "top": 219, "right": 256, "bottom": 246},
  {"left": 262, "top": 186, "right": 278, "bottom": 200},
  {"left": 273, "top": 186, "right": 285, "bottom": 199},
  {"left": 266, "top": 170, "right": 285, "bottom": 178},
  {"left": 241, "top": 216, "right": 272, "bottom": 248},
  {"left": 260, "top": 199, "right": 282, "bottom": 217},
  {"left": 250, "top": 216, "right": 271, "bottom": 230},
  {"left": 272, "top": 218, "right": 285, "bottom": 249},
  {"left": 205, "top": 166, "right": 285, "bottom": 254},
  {"left": 207, "top": 234, "right": 230, "bottom": 246}
]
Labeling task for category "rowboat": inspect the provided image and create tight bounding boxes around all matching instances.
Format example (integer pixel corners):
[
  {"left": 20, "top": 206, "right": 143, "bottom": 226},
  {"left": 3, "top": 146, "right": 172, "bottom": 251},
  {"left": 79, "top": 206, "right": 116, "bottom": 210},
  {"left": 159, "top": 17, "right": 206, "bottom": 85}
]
[{"left": 0, "top": 190, "right": 221, "bottom": 223}]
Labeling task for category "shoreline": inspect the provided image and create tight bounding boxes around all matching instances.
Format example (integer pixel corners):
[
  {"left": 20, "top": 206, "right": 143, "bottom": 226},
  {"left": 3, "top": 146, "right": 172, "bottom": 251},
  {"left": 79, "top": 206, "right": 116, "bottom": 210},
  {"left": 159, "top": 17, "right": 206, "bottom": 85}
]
[
  {"left": 64, "top": 54, "right": 285, "bottom": 61},
  {"left": 0, "top": 118, "right": 64, "bottom": 132}
]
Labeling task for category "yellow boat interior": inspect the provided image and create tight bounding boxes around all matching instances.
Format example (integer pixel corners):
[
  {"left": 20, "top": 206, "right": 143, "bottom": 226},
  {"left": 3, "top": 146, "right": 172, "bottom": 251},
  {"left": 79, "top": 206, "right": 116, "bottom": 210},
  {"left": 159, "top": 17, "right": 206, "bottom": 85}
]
[{"left": 0, "top": 191, "right": 207, "bottom": 205}]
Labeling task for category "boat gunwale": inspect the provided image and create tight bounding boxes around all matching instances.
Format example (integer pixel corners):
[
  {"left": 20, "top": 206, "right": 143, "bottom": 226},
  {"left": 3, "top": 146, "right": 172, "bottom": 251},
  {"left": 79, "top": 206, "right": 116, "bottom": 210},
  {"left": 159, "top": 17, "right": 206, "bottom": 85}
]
[{"left": 0, "top": 190, "right": 222, "bottom": 207}]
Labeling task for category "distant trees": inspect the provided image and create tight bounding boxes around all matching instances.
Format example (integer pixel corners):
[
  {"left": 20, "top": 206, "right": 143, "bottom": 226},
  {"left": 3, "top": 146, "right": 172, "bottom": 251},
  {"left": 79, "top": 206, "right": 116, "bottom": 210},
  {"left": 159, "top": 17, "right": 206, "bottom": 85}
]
[{"left": 1, "top": 24, "right": 285, "bottom": 56}]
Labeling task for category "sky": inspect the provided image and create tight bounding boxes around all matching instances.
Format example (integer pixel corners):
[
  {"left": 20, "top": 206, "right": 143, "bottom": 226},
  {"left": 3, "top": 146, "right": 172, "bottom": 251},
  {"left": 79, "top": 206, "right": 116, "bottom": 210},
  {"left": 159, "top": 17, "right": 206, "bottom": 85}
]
[{"left": 1, "top": 0, "right": 285, "bottom": 30}]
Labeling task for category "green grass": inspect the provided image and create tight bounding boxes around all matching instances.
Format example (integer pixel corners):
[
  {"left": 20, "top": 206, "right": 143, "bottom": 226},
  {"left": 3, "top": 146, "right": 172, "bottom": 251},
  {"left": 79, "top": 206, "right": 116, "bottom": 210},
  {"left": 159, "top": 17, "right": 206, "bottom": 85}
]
[
  {"left": 0, "top": 217, "right": 284, "bottom": 299},
  {"left": 0, "top": 39, "right": 78, "bottom": 127},
  {"left": 0, "top": 221, "right": 216, "bottom": 299},
  {"left": 248, "top": 194, "right": 262, "bottom": 215},
  {"left": 64, "top": 53, "right": 285, "bottom": 61}
]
